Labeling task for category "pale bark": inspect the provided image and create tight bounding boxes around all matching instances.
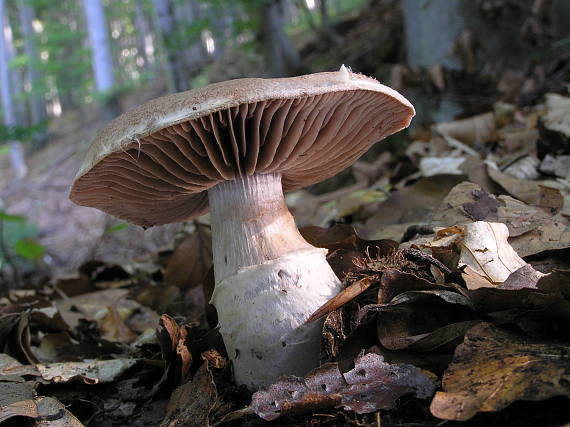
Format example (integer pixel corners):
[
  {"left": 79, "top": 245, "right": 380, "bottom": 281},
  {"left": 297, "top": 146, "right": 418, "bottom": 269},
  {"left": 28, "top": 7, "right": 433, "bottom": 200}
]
[
  {"left": 81, "top": 0, "right": 117, "bottom": 121},
  {"left": 18, "top": 0, "right": 46, "bottom": 129},
  {"left": 152, "top": 0, "right": 187, "bottom": 92},
  {"left": 134, "top": 0, "right": 152, "bottom": 71},
  {"left": 175, "top": 0, "right": 206, "bottom": 74},
  {"left": 0, "top": 0, "right": 26, "bottom": 179},
  {"left": 81, "top": 0, "right": 115, "bottom": 92}
]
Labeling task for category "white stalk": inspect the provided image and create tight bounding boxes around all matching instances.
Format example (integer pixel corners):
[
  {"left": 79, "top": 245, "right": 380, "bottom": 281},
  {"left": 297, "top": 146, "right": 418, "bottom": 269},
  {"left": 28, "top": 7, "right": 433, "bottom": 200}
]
[{"left": 208, "top": 173, "right": 341, "bottom": 389}]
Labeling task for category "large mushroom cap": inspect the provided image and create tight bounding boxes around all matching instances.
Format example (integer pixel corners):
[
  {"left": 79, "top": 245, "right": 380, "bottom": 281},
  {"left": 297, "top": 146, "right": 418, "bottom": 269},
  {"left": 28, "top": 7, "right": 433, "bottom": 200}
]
[{"left": 70, "top": 67, "right": 414, "bottom": 227}]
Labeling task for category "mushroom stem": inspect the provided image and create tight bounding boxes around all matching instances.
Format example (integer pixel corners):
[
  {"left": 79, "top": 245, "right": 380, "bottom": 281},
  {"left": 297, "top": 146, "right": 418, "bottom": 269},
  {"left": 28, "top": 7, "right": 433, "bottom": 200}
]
[{"left": 208, "top": 173, "right": 341, "bottom": 389}]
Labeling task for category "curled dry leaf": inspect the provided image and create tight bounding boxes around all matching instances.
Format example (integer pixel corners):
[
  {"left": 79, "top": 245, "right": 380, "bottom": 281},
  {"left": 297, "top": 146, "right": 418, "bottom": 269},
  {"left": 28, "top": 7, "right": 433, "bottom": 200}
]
[
  {"left": 36, "top": 358, "right": 137, "bottom": 384},
  {"left": 157, "top": 314, "right": 193, "bottom": 385},
  {"left": 248, "top": 353, "right": 436, "bottom": 421},
  {"left": 458, "top": 222, "right": 526, "bottom": 285},
  {"left": 430, "top": 323, "right": 570, "bottom": 421}
]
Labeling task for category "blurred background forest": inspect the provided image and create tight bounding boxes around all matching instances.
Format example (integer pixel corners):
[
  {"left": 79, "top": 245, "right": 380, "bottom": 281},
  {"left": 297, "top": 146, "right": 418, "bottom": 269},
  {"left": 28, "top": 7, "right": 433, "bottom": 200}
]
[{"left": 0, "top": 0, "right": 569, "bottom": 285}]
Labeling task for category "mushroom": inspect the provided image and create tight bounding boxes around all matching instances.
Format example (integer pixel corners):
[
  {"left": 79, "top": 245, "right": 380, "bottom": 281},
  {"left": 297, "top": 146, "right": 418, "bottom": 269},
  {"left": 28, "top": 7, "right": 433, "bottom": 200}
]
[{"left": 70, "top": 66, "right": 414, "bottom": 389}]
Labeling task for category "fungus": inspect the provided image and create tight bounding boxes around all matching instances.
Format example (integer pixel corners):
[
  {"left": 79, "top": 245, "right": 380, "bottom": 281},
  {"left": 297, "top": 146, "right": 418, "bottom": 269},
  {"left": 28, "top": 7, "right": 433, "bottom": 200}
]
[{"left": 70, "top": 66, "right": 414, "bottom": 389}]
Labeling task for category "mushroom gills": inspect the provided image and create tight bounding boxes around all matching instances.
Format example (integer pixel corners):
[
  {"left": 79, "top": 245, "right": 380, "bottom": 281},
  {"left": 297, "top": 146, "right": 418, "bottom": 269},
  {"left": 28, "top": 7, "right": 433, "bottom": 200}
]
[{"left": 208, "top": 172, "right": 341, "bottom": 389}]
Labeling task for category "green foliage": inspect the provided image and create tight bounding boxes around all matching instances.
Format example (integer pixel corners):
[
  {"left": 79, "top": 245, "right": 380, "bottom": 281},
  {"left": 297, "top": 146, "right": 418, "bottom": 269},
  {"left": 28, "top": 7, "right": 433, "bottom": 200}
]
[
  {"left": 0, "top": 120, "right": 48, "bottom": 145},
  {"left": 0, "top": 211, "right": 45, "bottom": 264}
]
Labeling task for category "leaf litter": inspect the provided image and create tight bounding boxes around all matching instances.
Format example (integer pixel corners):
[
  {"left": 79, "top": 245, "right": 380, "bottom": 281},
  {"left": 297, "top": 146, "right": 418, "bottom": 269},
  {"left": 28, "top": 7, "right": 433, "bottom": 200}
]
[{"left": 2, "top": 73, "right": 570, "bottom": 427}]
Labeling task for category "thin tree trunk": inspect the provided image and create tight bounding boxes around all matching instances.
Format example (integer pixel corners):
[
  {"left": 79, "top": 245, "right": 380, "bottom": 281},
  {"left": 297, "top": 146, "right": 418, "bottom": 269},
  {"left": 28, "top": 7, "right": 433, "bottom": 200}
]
[
  {"left": 261, "top": 0, "right": 303, "bottom": 77},
  {"left": 175, "top": 0, "right": 206, "bottom": 74},
  {"left": 18, "top": 0, "right": 46, "bottom": 143},
  {"left": 81, "top": 0, "right": 118, "bottom": 121},
  {"left": 0, "top": 0, "right": 26, "bottom": 179},
  {"left": 134, "top": 0, "right": 151, "bottom": 72},
  {"left": 317, "top": 0, "right": 341, "bottom": 45},
  {"left": 152, "top": 0, "right": 187, "bottom": 92}
]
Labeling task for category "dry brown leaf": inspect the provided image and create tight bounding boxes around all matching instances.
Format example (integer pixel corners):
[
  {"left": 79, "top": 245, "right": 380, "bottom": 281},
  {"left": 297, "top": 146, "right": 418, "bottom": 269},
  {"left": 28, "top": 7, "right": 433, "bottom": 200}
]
[
  {"left": 429, "top": 182, "right": 570, "bottom": 257},
  {"left": 361, "top": 175, "right": 465, "bottom": 240},
  {"left": 486, "top": 161, "right": 563, "bottom": 208},
  {"left": 374, "top": 290, "right": 476, "bottom": 352},
  {"left": 36, "top": 358, "right": 137, "bottom": 384},
  {"left": 306, "top": 276, "right": 377, "bottom": 323},
  {"left": 161, "top": 363, "right": 217, "bottom": 427},
  {"left": 435, "top": 112, "right": 496, "bottom": 146},
  {"left": 156, "top": 314, "right": 193, "bottom": 385},
  {"left": 458, "top": 222, "right": 526, "bottom": 285},
  {"left": 430, "top": 323, "right": 570, "bottom": 421},
  {"left": 164, "top": 223, "right": 212, "bottom": 289},
  {"left": 461, "top": 266, "right": 494, "bottom": 290},
  {"left": 100, "top": 305, "right": 138, "bottom": 343},
  {"left": 0, "top": 396, "right": 85, "bottom": 426}
]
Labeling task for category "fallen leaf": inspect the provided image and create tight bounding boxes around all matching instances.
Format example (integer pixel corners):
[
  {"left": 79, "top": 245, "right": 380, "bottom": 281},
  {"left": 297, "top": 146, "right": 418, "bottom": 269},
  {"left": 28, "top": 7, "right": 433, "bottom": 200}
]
[
  {"left": 164, "top": 223, "right": 212, "bottom": 289},
  {"left": 435, "top": 112, "right": 496, "bottom": 146},
  {"left": 361, "top": 175, "right": 465, "bottom": 240},
  {"left": 0, "top": 396, "right": 84, "bottom": 426},
  {"left": 458, "top": 222, "right": 527, "bottom": 285},
  {"left": 157, "top": 315, "right": 193, "bottom": 385},
  {"left": 374, "top": 290, "right": 476, "bottom": 352},
  {"left": 430, "top": 323, "right": 570, "bottom": 421},
  {"left": 36, "top": 358, "right": 137, "bottom": 384},
  {"left": 419, "top": 157, "right": 465, "bottom": 177},
  {"left": 307, "top": 276, "right": 378, "bottom": 323},
  {"left": 500, "top": 264, "right": 547, "bottom": 290},
  {"left": 248, "top": 353, "right": 436, "bottom": 421},
  {"left": 486, "top": 160, "right": 563, "bottom": 208},
  {"left": 100, "top": 305, "right": 138, "bottom": 343},
  {"left": 161, "top": 363, "right": 217, "bottom": 427}
]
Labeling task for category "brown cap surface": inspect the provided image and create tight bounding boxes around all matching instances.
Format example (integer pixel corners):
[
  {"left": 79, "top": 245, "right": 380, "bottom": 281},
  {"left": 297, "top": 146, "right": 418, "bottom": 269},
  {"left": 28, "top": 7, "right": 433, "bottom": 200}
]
[{"left": 70, "top": 67, "right": 414, "bottom": 226}]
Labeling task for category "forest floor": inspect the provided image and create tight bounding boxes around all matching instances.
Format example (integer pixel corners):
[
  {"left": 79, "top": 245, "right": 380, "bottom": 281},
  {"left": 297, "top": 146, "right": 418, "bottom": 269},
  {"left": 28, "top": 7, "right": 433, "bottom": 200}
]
[{"left": 1, "top": 0, "right": 570, "bottom": 426}]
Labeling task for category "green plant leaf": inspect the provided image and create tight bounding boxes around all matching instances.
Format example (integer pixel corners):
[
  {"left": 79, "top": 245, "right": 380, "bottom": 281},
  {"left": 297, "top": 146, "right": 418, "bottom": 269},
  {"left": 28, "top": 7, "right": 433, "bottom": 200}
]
[
  {"left": 0, "top": 212, "right": 26, "bottom": 222},
  {"left": 105, "top": 223, "right": 129, "bottom": 234},
  {"left": 13, "top": 238, "right": 45, "bottom": 261}
]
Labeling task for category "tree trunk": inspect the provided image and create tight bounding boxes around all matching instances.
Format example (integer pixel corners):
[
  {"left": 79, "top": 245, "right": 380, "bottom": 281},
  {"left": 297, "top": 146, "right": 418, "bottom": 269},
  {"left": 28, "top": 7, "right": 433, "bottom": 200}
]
[
  {"left": 18, "top": 0, "right": 46, "bottom": 142},
  {"left": 152, "top": 0, "right": 187, "bottom": 92},
  {"left": 134, "top": 0, "right": 152, "bottom": 72},
  {"left": 261, "top": 0, "right": 303, "bottom": 77},
  {"left": 402, "top": 0, "right": 465, "bottom": 70},
  {"left": 317, "top": 0, "right": 341, "bottom": 45},
  {"left": 81, "top": 0, "right": 118, "bottom": 121},
  {"left": 0, "top": 0, "right": 27, "bottom": 179},
  {"left": 175, "top": 0, "right": 206, "bottom": 75}
]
